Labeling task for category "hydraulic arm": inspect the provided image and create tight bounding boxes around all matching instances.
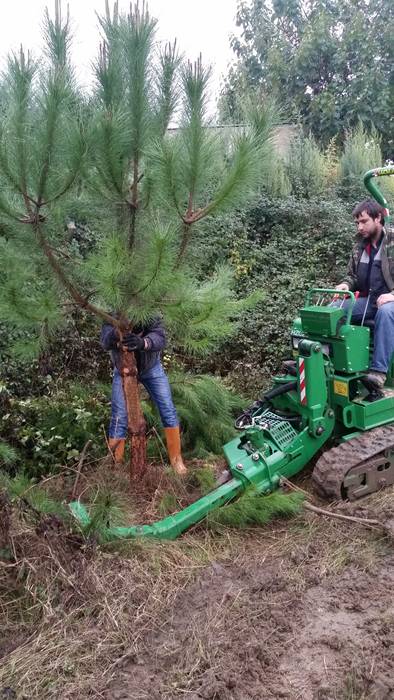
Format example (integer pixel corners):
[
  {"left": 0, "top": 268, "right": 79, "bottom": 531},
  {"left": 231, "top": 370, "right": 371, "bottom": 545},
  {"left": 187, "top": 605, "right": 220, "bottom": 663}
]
[{"left": 70, "top": 337, "right": 335, "bottom": 539}]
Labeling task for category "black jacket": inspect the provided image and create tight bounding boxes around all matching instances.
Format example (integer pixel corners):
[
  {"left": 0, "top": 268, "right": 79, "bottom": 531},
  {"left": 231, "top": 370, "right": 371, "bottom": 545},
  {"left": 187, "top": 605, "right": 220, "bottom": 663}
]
[
  {"left": 343, "top": 225, "right": 394, "bottom": 294},
  {"left": 100, "top": 317, "right": 166, "bottom": 374}
]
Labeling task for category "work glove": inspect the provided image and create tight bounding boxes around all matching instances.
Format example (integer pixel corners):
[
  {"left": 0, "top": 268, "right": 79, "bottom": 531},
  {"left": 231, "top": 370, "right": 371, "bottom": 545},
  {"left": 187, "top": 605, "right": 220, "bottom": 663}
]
[{"left": 122, "top": 332, "right": 145, "bottom": 352}]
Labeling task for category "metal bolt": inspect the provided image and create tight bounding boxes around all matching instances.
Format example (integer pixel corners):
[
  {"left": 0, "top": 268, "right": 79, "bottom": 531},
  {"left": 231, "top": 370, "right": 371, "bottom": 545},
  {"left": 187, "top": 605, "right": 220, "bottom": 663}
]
[
  {"left": 316, "top": 426, "right": 325, "bottom": 436},
  {"left": 252, "top": 453, "right": 260, "bottom": 462},
  {"left": 236, "top": 463, "right": 244, "bottom": 470}
]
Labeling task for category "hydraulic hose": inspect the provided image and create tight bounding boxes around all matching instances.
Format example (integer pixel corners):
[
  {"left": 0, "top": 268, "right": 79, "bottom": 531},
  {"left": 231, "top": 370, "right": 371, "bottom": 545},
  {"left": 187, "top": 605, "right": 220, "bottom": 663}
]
[
  {"left": 263, "top": 381, "right": 297, "bottom": 401},
  {"left": 235, "top": 381, "right": 298, "bottom": 429}
]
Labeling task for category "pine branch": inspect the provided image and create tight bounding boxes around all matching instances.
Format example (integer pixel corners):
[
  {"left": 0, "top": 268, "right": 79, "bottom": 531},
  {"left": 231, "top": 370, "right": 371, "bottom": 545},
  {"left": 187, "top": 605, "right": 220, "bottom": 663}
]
[
  {"left": 122, "top": 3, "right": 157, "bottom": 160},
  {"left": 37, "top": 88, "right": 60, "bottom": 204},
  {"left": 43, "top": 0, "right": 72, "bottom": 70},
  {"left": 12, "top": 48, "right": 35, "bottom": 216},
  {"left": 154, "top": 40, "right": 181, "bottom": 135},
  {"left": 179, "top": 56, "right": 213, "bottom": 214},
  {"left": 102, "top": 116, "right": 125, "bottom": 197},
  {"left": 34, "top": 222, "right": 117, "bottom": 326}
]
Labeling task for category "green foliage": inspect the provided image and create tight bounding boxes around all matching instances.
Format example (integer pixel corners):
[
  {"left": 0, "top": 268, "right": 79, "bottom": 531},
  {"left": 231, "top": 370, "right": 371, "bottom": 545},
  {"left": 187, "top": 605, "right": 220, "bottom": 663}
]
[
  {"left": 207, "top": 488, "right": 304, "bottom": 529},
  {"left": 86, "top": 488, "right": 128, "bottom": 537},
  {"left": 142, "top": 370, "right": 246, "bottom": 457},
  {"left": 286, "top": 133, "right": 330, "bottom": 199},
  {"left": 187, "top": 464, "right": 217, "bottom": 495},
  {"left": 338, "top": 124, "right": 383, "bottom": 202},
  {"left": 0, "top": 441, "right": 18, "bottom": 466},
  {"left": 192, "top": 195, "right": 355, "bottom": 393},
  {"left": 158, "top": 491, "right": 178, "bottom": 516},
  {"left": 0, "top": 0, "right": 276, "bottom": 377},
  {"left": 0, "top": 370, "right": 245, "bottom": 475},
  {"left": 0, "top": 313, "right": 110, "bottom": 400},
  {"left": 167, "top": 372, "right": 245, "bottom": 456},
  {"left": 222, "top": 0, "right": 394, "bottom": 156},
  {"left": 0, "top": 383, "right": 109, "bottom": 477},
  {"left": 0, "top": 470, "right": 67, "bottom": 518}
]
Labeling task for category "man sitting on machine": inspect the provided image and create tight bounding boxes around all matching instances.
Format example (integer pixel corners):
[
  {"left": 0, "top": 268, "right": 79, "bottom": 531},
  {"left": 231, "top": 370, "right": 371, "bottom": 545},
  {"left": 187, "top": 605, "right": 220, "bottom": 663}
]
[{"left": 335, "top": 199, "right": 394, "bottom": 391}]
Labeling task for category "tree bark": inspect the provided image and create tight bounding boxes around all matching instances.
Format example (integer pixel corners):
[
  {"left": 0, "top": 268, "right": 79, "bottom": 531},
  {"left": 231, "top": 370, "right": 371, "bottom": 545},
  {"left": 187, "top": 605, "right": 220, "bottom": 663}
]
[{"left": 120, "top": 347, "right": 147, "bottom": 480}]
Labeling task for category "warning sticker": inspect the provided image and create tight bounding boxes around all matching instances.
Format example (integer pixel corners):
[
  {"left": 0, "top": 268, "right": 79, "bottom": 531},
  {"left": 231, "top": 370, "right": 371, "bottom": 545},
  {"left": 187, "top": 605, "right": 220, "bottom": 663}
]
[{"left": 334, "top": 380, "right": 348, "bottom": 397}]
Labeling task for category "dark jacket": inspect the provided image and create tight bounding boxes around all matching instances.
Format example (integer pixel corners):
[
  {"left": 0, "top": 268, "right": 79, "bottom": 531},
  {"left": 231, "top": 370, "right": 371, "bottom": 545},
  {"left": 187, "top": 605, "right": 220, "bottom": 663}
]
[
  {"left": 343, "top": 225, "right": 394, "bottom": 295},
  {"left": 100, "top": 317, "right": 166, "bottom": 374}
]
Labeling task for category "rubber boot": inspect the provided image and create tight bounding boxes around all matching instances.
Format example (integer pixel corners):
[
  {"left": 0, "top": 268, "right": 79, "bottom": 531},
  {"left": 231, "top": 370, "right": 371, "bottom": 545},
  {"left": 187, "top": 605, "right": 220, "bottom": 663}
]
[
  {"left": 108, "top": 437, "right": 126, "bottom": 465},
  {"left": 164, "top": 426, "right": 187, "bottom": 476}
]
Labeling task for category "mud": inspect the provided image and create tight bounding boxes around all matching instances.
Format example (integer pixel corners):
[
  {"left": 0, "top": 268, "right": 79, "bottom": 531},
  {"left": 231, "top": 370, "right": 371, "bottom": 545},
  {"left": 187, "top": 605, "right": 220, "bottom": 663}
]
[{"left": 107, "top": 524, "right": 394, "bottom": 700}]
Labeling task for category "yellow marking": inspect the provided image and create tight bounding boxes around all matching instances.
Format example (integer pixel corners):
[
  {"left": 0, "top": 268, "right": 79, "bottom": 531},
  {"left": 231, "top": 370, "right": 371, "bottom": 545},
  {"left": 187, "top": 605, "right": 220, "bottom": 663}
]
[{"left": 334, "top": 380, "right": 348, "bottom": 397}]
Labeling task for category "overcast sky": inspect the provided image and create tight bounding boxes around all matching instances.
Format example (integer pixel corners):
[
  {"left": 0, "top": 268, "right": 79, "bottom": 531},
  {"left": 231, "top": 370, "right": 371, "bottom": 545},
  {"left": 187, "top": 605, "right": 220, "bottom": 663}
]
[{"left": 0, "top": 0, "right": 240, "bottom": 115}]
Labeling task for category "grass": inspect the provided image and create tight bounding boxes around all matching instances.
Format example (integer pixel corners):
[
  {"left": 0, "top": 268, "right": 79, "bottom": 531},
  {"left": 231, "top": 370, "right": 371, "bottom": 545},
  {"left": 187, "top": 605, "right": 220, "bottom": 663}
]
[
  {"left": 1, "top": 476, "right": 393, "bottom": 699},
  {"left": 335, "top": 669, "right": 369, "bottom": 700}
]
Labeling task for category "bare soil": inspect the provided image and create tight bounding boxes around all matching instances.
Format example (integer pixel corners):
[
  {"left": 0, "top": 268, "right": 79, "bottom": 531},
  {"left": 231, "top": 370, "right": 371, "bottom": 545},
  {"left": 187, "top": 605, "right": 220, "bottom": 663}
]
[
  {"left": 106, "top": 515, "right": 394, "bottom": 700},
  {"left": 1, "top": 473, "right": 394, "bottom": 700}
]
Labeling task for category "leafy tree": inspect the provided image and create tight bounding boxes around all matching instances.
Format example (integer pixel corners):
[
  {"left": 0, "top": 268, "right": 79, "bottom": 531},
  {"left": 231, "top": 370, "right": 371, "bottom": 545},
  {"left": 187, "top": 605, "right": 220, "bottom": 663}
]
[
  {"left": 0, "top": 1, "right": 278, "bottom": 478},
  {"left": 220, "top": 0, "right": 394, "bottom": 157}
]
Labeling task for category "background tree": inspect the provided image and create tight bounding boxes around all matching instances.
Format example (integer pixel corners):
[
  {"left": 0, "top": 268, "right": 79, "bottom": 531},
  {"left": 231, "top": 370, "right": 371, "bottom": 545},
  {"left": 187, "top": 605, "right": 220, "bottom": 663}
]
[
  {"left": 219, "top": 0, "right": 394, "bottom": 158},
  {"left": 0, "top": 1, "right": 279, "bottom": 479}
]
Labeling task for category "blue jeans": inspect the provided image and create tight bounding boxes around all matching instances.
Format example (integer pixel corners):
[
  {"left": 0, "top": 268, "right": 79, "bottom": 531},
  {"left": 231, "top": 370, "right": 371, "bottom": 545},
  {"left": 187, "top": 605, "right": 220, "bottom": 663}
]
[
  {"left": 337, "top": 297, "right": 394, "bottom": 373},
  {"left": 109, "top": 363, "right": 179, "bottom": 438}
]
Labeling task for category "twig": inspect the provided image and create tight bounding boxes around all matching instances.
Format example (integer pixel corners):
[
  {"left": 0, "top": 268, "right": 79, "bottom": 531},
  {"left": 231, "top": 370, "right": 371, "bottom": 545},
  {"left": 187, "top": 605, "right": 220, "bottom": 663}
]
[
  {"left": 102, "top": 426, "right": 116, "bottom": 466},
  {"left": 280, "top": 476, "right": 310, "bottom": 498},
  {"left": 303, "top": 502, "right": 380, "bottom": 529},
  {"left": 71, "top": 440, "right": 93, "bottom": 500},
  {"left": 280, "top": 477, "right": 381, "bottom": 530}
]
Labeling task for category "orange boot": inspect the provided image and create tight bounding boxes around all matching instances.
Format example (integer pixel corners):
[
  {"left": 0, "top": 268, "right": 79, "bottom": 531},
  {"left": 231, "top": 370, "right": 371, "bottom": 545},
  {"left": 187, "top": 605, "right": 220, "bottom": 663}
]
[
  {"left": 108, "top": 437, "right": 126, "bottom": 465},
  {"left": 164, "top": 426, "right": 187, "bottom": 476}
]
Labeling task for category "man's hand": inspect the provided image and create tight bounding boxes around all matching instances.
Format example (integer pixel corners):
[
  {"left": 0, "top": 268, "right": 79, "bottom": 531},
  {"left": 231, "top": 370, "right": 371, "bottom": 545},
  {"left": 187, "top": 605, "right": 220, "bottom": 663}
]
[
  {"left": 122, "top": 332, "right": 145, "bottom": 352},
  {"left": 377, "top": 292, "right": 394, "bottom": 308},
  {"left": 335, "top": 283, "right": 350, "bottom": 291}
]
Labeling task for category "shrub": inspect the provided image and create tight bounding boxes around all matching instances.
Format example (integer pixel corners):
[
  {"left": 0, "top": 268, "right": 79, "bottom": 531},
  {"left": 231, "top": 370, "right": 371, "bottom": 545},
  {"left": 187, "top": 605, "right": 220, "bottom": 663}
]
[
  {"left": 193, "top": 195, "right": 355, "bottom": 394},
  {"left": 0, "top": 383, "right": 110, "bottom": 477}
]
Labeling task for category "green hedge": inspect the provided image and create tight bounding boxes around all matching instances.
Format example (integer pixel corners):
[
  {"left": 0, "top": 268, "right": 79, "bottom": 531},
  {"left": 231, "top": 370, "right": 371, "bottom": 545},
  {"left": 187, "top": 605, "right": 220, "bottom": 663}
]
[{"left": 194, "top": 196, "right": 355, "bottom": 393}]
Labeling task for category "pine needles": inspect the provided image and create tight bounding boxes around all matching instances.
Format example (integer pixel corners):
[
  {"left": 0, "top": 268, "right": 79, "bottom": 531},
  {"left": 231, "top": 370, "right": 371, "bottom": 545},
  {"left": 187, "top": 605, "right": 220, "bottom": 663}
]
[
  {"left": 87, "top": 487, "right": 128, "bottom": 538},
  {"left": 207, "top": 488, "right": 304, "bottom": 530},
  {"left": 0, "top": 471, "right": 67, "bottom": 519}
]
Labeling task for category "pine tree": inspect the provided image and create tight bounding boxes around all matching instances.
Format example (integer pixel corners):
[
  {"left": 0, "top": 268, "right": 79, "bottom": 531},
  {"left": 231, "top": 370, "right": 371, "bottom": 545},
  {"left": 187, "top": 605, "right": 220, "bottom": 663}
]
[{"left": 0, "top": 1, "right": 279, "bottom": 480}]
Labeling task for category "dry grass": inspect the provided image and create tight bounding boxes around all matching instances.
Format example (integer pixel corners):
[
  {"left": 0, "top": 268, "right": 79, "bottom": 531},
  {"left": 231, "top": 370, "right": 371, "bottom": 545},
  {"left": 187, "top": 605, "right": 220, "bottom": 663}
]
[
  {"left": 0, "top": 490, "right": 235, "bottom": 699},
  {"left": 1, "top": 481, "right": 393, "bottom": 699}
]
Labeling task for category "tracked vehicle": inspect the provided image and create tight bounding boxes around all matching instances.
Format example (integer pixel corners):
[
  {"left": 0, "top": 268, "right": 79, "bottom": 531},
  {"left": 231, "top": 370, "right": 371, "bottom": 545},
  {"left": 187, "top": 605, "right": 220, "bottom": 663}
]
[{"left": 71, "top": 165, "right": 394, "bottom": 539}]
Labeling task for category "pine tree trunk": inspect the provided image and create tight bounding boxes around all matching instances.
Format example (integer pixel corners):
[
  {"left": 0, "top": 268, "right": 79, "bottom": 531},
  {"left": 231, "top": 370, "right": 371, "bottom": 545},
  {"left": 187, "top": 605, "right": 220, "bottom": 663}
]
[{"left": 120, "top": 349, "right": 147, "bottom": 480}]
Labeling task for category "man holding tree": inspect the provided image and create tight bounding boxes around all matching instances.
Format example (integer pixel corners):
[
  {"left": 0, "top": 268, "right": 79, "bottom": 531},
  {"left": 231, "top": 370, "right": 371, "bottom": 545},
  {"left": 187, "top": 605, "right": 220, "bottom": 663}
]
[{"left": 101, "top": 318, "right": 187, "bottom": 475}]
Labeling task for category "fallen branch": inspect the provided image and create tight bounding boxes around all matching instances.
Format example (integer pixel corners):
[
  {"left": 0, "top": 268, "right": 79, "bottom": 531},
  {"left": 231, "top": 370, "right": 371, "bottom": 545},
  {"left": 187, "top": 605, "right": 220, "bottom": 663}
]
[
  {"left": 303, "top": 501, "right": 380, "bottom": 529},
  {"left": 280, "top": 477, "right": 381, "bottom": 530}
]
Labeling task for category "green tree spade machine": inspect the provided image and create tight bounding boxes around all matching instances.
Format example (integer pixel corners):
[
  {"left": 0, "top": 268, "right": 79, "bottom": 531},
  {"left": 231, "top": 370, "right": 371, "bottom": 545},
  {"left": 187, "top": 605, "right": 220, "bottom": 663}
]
[{"left": 71, "top": 166, "right": 394, "bottom": 539}]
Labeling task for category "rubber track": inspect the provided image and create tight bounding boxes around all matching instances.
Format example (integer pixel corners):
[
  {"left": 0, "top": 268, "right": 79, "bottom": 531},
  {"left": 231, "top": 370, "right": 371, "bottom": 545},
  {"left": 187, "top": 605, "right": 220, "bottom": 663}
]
[{"left": 312, "top": 424, "right": 394, "bottom": 500}]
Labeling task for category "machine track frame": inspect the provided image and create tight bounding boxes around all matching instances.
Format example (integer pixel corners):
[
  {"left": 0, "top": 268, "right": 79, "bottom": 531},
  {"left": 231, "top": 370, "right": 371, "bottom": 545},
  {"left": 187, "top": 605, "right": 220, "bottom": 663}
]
[{"left": 312, "top": 424, "right": 394, "bottom": 500}]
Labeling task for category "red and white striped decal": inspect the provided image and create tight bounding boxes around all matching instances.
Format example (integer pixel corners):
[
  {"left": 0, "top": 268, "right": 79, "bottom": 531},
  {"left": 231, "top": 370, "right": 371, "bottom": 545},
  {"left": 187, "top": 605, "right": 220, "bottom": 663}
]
[{"left": 299, "top": 358, "right": 307, "bottom": 405}]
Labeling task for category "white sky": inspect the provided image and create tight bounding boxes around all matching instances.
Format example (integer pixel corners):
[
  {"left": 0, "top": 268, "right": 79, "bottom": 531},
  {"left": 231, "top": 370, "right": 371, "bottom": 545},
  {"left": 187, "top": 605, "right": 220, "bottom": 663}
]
[{"left": 0, "top": 0, "right": 239, "bottom": 116}]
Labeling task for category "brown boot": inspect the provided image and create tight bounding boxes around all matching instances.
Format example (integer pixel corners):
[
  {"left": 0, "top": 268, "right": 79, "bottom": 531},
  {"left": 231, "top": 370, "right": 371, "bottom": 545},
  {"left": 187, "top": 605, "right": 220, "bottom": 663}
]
[
  {"left": 164, "top": 426, "right": 187, "bottom": 476},
  {"left": 108, "top": 437, "right": 126, "bottom": 465}
]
